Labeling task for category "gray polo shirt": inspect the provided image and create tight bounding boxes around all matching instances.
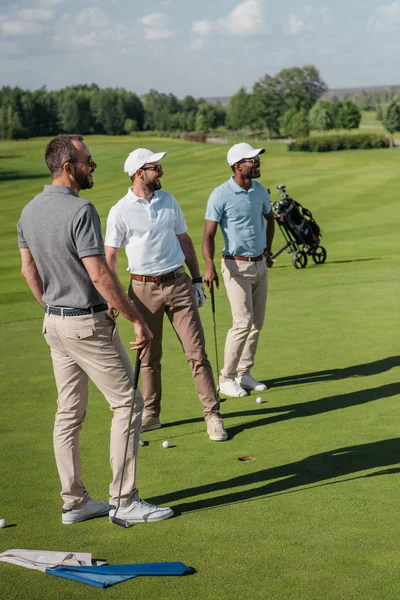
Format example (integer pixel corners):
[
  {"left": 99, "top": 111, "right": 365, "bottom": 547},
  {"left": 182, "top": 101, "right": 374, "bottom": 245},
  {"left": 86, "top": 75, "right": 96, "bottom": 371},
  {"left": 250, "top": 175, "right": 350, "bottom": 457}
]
[{"left": 17, "top": 185, "right": 106, "bottom": 308}]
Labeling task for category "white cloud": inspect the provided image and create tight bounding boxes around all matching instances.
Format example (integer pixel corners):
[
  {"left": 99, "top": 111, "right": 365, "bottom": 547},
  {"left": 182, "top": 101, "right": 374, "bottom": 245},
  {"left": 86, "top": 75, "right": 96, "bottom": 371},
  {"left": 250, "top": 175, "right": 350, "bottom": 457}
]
[
  {"left": 2, "top": 20, "right": 43, "bottom": 35},
  {"left": 284, "top": 13, "right": 311, "bottom": 35},
  {"left": 0, "top": 40, "right": 19, "bottom": 55},
  {"left": 283, "top": 6, "right": 331, "bottom": 35},
  {"left": 18, "top": 8, "right": 55, "bottom": 22},
  {"left": 219, "top": 0, "right": 264, "bottom": 36},
  {"left": 192, "top": 19, "right": 212, "bottom": 37},
  {"left": 75, "top": 7, "right": 108, "bottom": 28},
  {"left": 51, "top": 9, "right": 127, "bottom": 49},
  {"left": 368, "top": 1, "right": 400, "bottom": 32},
  {"left": 190, "top": 0, "right": 266, "bottom": 49},
  {"left": 40, "top": 0, "right": 65, "bottom": 5},
  {"left": 137, "top": 13, "right": 175, "bottom": 41},
  {"left": 190, "top": 36, "right": 206, "bottom": 50}
]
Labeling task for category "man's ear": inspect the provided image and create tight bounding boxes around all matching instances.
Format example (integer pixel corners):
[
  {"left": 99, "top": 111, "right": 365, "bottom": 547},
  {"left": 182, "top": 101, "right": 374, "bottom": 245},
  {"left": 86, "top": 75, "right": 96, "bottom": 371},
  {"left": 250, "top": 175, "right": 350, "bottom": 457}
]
[{"left": 64, "top": 162, "right": 74, "bottom": 175}]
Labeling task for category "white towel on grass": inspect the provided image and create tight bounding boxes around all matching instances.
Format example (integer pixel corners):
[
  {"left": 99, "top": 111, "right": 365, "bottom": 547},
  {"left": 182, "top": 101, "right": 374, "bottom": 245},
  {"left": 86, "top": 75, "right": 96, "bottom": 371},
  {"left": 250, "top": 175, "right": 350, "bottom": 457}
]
[{"left": 0, "top": 549, "right": 105, "bottom": 572}]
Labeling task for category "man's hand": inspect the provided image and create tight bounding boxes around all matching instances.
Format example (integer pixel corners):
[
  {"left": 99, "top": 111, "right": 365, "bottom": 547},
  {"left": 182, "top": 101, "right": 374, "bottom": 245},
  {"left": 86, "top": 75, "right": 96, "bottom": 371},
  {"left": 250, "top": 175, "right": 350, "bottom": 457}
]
[
  {"left": 203, "top": 264, "right": 219, "bottom": 291},
  {"left": 129, "top": 321, "right": 153, "bottom": 359},
  {"left": 264, "top": 249, "right": 275, "bottom": 267},
  {"left": 107, "top": 304, "right": 119, "bottom": 319},
  {"left": 193, "top": 282, "right": 207, "bottom": 308}
]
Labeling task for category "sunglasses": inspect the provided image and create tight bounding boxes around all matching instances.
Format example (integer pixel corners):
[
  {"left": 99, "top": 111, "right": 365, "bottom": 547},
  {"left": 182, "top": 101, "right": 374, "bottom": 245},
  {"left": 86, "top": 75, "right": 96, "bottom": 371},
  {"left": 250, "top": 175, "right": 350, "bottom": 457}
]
[
  {"left": 71, "top": 156, "right": 96, "bottom": 167},
  {"left": 238, "top": 156, "right": 260, "bottom": 165},
  {"left": 141, "top": 164, "right": 163, "bottom": 173}
]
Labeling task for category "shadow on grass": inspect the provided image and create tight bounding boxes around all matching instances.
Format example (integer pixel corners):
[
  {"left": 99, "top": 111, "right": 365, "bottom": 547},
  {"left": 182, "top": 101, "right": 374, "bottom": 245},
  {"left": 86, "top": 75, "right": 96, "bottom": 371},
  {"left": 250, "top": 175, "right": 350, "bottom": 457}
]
[
  {"left": 265, "top": 355, "right": 400, "bottom": 389},
  {"left": 271, "top": 257, "right": 382, "bottom": 269},
  {"left": 148, "top": 436, "right": 400, "bottom": 514},
  {"left": 0, "top": 171, "right": 48, "bottom": 182},
  {"left": 165, "top": 382, "right": 400, "bottom": 436}
]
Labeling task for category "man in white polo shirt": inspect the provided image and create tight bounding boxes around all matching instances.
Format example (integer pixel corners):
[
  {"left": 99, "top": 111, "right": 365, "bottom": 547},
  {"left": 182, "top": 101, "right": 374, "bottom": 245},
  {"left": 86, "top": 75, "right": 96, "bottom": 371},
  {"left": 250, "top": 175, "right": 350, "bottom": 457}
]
[{"left": 105, "top": 148, "right": 227, "bottom": 442}]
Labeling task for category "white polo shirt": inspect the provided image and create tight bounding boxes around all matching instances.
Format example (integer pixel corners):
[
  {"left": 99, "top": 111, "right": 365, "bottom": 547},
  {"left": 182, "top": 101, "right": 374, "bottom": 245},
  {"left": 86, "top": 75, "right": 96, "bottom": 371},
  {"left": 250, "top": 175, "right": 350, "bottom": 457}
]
[{"left": 105, "top": 187, "right": 187, "bottom": 275}]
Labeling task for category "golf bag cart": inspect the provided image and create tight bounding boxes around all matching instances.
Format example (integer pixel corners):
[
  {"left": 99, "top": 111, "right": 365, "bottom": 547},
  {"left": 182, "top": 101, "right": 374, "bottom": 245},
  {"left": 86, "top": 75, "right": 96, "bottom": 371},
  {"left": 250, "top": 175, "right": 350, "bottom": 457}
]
[{"left": 271, "top": 184, "right": 327, "bottom": 269}]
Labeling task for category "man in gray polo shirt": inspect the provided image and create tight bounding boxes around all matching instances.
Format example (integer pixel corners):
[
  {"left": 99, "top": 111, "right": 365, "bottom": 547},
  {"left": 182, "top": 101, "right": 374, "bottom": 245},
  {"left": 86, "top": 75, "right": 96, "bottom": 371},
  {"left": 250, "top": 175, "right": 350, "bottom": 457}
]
[{"left": 17, "top": 134, "right": 173, "bottom": 525}]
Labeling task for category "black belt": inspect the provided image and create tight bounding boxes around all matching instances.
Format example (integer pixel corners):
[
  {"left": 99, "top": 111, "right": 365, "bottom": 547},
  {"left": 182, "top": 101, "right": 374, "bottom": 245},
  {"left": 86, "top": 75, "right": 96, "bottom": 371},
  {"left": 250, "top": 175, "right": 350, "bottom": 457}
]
[
  {"left": 44, "top": 303, "right": 108, "bottom": 317},
  {"left": 223, "top": 254, "right": 264, "bottom": 262}
]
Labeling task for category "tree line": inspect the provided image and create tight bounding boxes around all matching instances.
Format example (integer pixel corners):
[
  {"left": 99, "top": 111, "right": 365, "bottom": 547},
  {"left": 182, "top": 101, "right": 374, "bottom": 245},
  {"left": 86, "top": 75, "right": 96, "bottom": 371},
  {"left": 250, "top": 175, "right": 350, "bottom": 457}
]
[
  {"left": 0, "top": 83, "right": 225, "bottom": 140},
  {"left": 1, "top": 65, "right": 399, "bottom": 141}
]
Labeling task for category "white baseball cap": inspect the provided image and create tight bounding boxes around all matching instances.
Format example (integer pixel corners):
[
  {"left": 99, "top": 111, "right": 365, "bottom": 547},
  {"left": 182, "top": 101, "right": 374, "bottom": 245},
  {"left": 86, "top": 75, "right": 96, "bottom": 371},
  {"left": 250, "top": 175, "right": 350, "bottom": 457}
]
[
  {"left": 124, "top": 147, "right": 167, "bottom": 177},
  {"left": 227, "top": 142, "right": 265, "bottom": 167}
]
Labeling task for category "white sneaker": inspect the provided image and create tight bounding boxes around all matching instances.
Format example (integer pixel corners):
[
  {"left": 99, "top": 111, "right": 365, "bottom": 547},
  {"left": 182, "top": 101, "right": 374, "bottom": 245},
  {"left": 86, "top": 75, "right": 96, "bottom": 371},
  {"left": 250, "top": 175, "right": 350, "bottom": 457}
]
[
  {"left": 109, "top": 499, "right": 174, "bottom": 523},
  {"left": 62, "top": 497, "right": 110, "bottom": 525},
  {"left": 219, "top": 378, "right": 248, "bottom": 397},
  {"left": 236, "top": 373, "right": 267, "bottom": 391}
]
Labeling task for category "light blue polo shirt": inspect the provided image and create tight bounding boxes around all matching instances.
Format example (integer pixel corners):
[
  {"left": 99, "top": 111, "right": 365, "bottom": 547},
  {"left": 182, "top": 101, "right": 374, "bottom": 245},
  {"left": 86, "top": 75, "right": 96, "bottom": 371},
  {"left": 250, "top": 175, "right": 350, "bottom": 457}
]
[{"left": 205, "top": 177, "right": 271, "bottom": 257}]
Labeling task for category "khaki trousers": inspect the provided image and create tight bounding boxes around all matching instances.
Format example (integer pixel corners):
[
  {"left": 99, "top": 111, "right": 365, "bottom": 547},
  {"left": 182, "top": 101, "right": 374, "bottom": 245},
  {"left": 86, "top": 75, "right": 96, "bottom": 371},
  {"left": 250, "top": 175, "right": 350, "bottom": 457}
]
[
  {"left": 43, "top": 311, "right": 143, "bottom": 510},
  {"left": 128, "top": 267, "right": 220, "bottom": 421},
  {"left": 220, "top": 257, "right": 268, "bottom": 379}
]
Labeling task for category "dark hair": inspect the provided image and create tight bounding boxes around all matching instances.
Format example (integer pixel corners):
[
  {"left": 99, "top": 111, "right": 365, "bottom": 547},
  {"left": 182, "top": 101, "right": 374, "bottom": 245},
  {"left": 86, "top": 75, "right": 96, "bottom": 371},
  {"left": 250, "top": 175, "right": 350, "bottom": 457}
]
[{"left": 44, "top": 134, "right": 83, "bottom": 177}]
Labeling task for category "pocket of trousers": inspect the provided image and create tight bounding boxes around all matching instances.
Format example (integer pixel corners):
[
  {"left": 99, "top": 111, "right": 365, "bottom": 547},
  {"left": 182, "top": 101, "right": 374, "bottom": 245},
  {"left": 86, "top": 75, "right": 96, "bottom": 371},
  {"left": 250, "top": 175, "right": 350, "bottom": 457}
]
[{"left": 65, "top": 327, "right": 94, "bottom": 341}]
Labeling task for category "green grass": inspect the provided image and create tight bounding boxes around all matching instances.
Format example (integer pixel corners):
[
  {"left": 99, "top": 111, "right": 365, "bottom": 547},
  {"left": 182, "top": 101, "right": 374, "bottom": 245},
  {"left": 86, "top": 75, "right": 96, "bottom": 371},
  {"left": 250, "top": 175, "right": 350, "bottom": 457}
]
[{"left": 1, "top": 136, "right": 400, "bottom": 599}]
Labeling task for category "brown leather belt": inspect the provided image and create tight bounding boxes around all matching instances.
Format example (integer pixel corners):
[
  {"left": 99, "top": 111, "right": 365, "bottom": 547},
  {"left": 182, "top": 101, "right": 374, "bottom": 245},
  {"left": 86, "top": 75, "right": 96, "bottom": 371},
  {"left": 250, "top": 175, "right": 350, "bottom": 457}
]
[
  {"left": 131, "top": 268, "right": 181, "bottom": 284},
  {"left": 223, "top": 254, "right": 264, "bottom": 262}
]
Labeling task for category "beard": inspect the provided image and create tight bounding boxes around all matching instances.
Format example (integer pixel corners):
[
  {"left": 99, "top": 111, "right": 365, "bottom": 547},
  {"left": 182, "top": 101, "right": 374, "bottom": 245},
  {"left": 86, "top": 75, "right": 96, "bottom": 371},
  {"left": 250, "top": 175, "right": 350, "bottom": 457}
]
[
  {"left": 75, "top": 168, "right": 94, "bottom": 190},
  {"left": 147, "top": 178, "right": 162, "bottom": 192},
  {"left": 250, "top": 166, "right": 261, "bottom": 179}
]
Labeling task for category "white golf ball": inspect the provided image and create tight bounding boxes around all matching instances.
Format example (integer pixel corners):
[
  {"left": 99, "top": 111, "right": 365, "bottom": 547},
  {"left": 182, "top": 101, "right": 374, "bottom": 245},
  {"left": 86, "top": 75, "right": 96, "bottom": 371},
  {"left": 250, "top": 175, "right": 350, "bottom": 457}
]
[
  {"left": 162, "top": 440, "right": 170, "bottom": 449},
  {"left": 256, "top": 397, "right": 263, "bottom": 404},
  {"left": 0, "top": 519, "right": 7, "bottom": 528},
  {"left": 139, "top": 439, "right": 145, "bottom": 446}
]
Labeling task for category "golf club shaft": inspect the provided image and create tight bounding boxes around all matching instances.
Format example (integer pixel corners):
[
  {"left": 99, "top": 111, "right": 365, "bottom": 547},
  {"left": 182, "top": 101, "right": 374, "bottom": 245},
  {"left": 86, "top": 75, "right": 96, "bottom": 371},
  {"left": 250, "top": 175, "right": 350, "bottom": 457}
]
[
  {"left": 112, "top": 350, "right": 141, "bottom": 525},
  {"left": 210, "top": 283, "right": 220, "bottom": 387}
]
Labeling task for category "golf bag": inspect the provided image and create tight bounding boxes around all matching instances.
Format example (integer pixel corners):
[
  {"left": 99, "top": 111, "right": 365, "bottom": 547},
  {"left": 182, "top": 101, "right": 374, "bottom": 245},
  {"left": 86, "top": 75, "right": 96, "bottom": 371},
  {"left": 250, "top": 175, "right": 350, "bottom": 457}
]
[{"left": 271, "top": 184, "right": 326, "bottom": 269}]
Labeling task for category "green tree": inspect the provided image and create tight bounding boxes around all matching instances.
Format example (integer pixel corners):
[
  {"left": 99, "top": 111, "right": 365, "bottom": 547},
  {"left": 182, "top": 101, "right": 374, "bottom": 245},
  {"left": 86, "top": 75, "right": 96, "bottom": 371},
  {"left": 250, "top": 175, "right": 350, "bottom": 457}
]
[
  {"left": 250, "top": 77, "right": 281, "bottom": 135},
  {"left": 195, "top": 111, "right": 209, "bottom": 134},
  {"left": 124, "top": 118, "right": 137, "bottom": 134},
  {"left": 227, "top": 87, "right": 250, "bottom": 130},
  {"left": 383, "top": 100, "right": 400, "bottom": 148},
  {"left": 273, "top": 65, "right": 327, "bottom": 112},
  {"left": 308, "top": 101, "right": 334, "bottom": 132},
  {"left": 291, "top": 109, "right": 310, "bottom": 138},
  {"left": 337, "top": 100, "right": 361, "bottom": 130},
  {"left": 279, "top": 108, "right": 297, "bottom": 137}
]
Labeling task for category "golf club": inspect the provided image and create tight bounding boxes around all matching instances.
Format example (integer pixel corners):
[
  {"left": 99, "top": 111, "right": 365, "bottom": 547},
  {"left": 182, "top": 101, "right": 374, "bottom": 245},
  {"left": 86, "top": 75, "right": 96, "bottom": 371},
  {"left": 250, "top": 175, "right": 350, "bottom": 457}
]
[
  {"left": 109, "top": 351, "right": 142, "bottom": 529},
  {"left": 210, "top": 282, "right": 223, "bottom": 402}
]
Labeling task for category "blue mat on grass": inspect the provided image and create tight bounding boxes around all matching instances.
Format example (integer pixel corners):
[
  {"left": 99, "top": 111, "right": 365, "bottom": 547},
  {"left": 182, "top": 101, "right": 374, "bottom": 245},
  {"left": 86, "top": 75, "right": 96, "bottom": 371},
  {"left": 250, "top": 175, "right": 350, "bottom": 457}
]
[{"left": 46, "top": 562, "right": 194, "bottom": 588}]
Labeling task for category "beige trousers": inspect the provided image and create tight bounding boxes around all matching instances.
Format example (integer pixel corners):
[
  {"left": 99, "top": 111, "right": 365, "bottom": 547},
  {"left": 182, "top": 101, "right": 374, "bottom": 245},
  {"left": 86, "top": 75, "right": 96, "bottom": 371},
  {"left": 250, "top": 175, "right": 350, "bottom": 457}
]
[
  {"left": 220, "top": 257, "right": 268, "bottom": 379},
  {"left": 128, "top": 267, "right": 220, "bottom": 421},
  {"left": 43, "top": 311, "right": 143, "bottom": 510}
]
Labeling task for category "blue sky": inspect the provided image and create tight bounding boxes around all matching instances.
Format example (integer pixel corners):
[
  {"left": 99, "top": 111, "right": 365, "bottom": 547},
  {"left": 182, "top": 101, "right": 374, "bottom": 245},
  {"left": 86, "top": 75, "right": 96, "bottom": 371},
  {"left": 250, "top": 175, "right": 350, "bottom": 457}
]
[{"left": 1, "top": 0, "right": 399, "bottom": 98}]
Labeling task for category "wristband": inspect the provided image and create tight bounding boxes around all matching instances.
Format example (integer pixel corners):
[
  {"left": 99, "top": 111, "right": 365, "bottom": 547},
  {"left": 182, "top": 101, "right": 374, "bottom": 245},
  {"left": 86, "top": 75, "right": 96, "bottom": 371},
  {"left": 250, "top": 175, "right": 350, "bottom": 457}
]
[{"left": 192, "top": 277, "right": 203, "bottom": 284}]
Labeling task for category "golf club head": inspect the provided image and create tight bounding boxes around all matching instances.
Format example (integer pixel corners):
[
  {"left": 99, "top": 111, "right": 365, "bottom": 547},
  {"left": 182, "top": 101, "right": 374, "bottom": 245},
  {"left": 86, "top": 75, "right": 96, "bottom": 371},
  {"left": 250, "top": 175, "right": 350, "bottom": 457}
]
[{"left": 109, "top": 516, "right": 132, "bottom": 528}]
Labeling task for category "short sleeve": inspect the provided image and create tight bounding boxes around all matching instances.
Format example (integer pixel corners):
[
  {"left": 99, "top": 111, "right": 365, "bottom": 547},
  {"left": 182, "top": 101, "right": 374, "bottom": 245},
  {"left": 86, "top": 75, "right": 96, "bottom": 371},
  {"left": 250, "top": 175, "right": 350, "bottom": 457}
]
[
  {"left": 105, "top": 206, "right": 127, "bottom": 248},
  {"left": 172, "top": 197, "right": 188, "bottom": 235},
  {"left": 72, "top": 204, "right": 105, "bottom": 258},
  {"left": 17, "top": 219, "right": 29, "bottom": 248},
  {"left": 205, "top": 188, "right": 224, "bottom": 223},
  {"left": 263, "top": 188, "right": 271, "bottom": 214}
]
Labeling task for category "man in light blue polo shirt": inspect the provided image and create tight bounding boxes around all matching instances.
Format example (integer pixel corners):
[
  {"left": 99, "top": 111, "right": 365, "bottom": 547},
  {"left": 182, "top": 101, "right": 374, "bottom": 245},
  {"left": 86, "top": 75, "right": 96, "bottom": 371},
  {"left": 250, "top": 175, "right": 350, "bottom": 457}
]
[{"left": 203, "top": 143, "right": 275, "bottom": 398}]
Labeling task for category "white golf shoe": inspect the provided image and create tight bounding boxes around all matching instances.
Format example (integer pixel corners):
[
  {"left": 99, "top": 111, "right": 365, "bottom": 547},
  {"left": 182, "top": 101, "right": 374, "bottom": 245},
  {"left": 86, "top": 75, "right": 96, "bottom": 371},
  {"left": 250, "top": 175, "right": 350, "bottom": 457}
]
[
  {"left": 62, "top": 497, "right": 110, "bottom": 524},
  {"left": 236, "top": 373, "right": 267, "bottom": 391},
  {"left": 109, "top": 499, "right": 174, "bottom": 523},
  {"left": 219, "top": 378, "right": 248, "bottom": 397}
]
